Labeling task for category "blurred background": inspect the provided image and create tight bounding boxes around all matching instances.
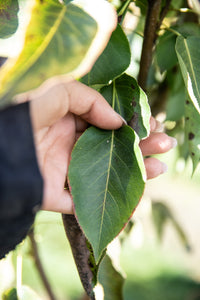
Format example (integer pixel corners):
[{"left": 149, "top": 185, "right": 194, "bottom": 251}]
[{"left": 1, "top": 147, "right": 200, "bottom": 300}]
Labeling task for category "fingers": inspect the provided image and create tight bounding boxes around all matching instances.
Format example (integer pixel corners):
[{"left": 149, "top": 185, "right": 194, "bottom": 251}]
[
  {"left": 143, "top": 117, "right": 177, "bottom": 180},
  {"left": 139, "top": 132, "right": 177, "bottom": 156},
  {"left": 144, "top": 157, "right": 168, "bottom": 180},
  {"left": 150, "top": 116, "right": 164, "bottom": 132},
  {"left": 30, "top": 78, "right": 124, "bottom": 131},
  {"left": 65, "top": 80, "right": 124, "bottom": 129},
  {"left": 75, "top": 116, "right": 88, "bottom": 132},
  {"left": 42, "top": 189, "right": 74, "bottom": 214}
]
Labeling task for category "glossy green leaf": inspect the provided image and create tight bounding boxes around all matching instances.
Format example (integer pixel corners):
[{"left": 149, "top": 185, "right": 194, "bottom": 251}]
[
  {"left": 185, "top": 97, "right": 200, "bottom": 170},
  {"left": 176, "top": 36, "right": 200, "bottom": 170},
  {"left": 0, "top": 1, "right": 97, "bottom": 106},
  {"left": 156, "top": 23, "right": 200, "bottom": 74},
  {"left": 156, "top": 31, "right": 177, "bottom": 73},
  {"left": 97, "top": 255, "right": 125, "bottom": 300},
  {"left": 166, "top": 70, "right": 185, "bottom": 121},
  {"left": 69, "top": 125, "right": 146, "bottom": 262},
  {"left": 100, "top": 74, "right": 150, "bottom": 139},
  {"left": 100, "top": 74, "right": 134, "bottom": 122},
  {"left": 175, "top": 36, "right": 200, "bottom": 114},
  {"left": 0, "top": 0, "right": 19, "bottom": 38},
  {"left": 81, "top": 24, "right": 131, "bottom": 88}
]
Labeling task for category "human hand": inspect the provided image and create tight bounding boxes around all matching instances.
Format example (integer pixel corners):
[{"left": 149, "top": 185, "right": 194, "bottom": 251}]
[
  {"left": 28, "top": 79, "right": 176, "bottom": 214},
  {"left": 29, "top": 78, "right": 124, "bottom": 214},
  {"left": 141, "top": 117, "right": 177, "bottom": 180}
]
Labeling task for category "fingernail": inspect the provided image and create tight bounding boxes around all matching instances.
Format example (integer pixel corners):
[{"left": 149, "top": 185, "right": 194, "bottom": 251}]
[
  {"left": 161, "top": 162, "right": 168, "bottom": 174},
  {"left": 118, "top": 114, "right": 127, "bottom": 126},
  {"left": 170, "top": 137, "right": 177, "bottom": 148}
]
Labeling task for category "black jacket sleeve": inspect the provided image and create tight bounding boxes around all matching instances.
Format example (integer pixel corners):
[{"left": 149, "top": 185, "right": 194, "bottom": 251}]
[{"left": 0, "top": 102, "right": 43, "bottom": 259}]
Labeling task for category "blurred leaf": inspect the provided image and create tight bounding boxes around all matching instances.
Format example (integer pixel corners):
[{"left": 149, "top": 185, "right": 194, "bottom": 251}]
[
  {"left": 69, "top": 125, "right": 146, "bottom": 262},
  {"left": 81, "top": 24, "right": 130, "bottom": 88},
  {"left": 185, "top": 97, "right": 200, "bottom": 171},
  {"left": 0, "top": 0, "right": 19, "bottom": 38},
  {"left": 176, "top": 36, "right": 200, "bottom": 170},
  {"left": 63, "top": 0, "right": 73, "bottom": 3},
  {"left": 152, "top": 202, "right": 171, "bottom": 240},
  {"left": 135, "top": 0, "right": 148, "bottom": 15},
  {"left": 152, "top": 201, "right": 190, "bottom": 251},
  {"left": 17, "top": 286, "right": 42, "bottom": 300},
  {"left": 100, "top": 74, "right": 150, "bottom": 139},
  {"left": 97, "top": 255, "right": 125, "bottom": 300},
  {"left": 170, "top": 0, "right": 185, "bottom": 9},
  {"left": 176, "top": 36, "right": 200, "bottom": 112},
  {"left": 156, "top": 31, "right": 178, "bottom": 73},
  {"left": 156, "top": 23, "right": 200, "bottom": 74},
  {"left": 2, "top": 288, "right": 18, "bottom": 300},
  {"left": 166, "top": 70, "right": 185, "bottom": 121},
  {"left": 0, "top": 1, "right": 98, "bottom": 106}
]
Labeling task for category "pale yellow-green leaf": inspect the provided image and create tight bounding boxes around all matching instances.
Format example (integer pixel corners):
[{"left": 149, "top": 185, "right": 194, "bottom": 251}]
[{"left": 0, "top": 0, "right": 117, "bottom": 108}]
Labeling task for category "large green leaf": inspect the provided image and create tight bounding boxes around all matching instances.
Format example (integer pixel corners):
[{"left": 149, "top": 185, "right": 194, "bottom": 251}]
[
  {"left": 100, "top": 74, "right": 150, "bottom": 139},
  {"left": 97, "top": 255, "right": 125, "bottom": 300},
  {"left": 175, "top": 36, "right": 200, "bottom": 169},
  {"left": 0, "top": 0, "right": 19, "bottom": 38},
  {"left": 81, "top": 24, "right": 131, "bottom": 88},
  {"left": 69, "top": 125, "right": 146, "bottom": 262},
  {"left": 0, "top": 0, "right": 98, "bottom": 106}
]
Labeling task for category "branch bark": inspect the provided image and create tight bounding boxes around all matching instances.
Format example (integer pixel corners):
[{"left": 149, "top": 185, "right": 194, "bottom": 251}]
[
  {"left": 62, "top": 214, "right": 96, "bottom": 300},
  {"left": 138, "top": 0, "right": 162, "bottom": 90},
  {"left": 28, "top": 229, "right": 58, "bottom": 300}
]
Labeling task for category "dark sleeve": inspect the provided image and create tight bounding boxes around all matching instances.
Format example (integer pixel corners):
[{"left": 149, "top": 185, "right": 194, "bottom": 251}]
[{"left": 0, "top": 102, "right": 43, "bottom": 259}]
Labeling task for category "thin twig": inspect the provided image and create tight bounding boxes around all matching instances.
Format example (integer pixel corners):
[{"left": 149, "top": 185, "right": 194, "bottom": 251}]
[
  {"left": 28, "top": 228, "right": 58, "bottom": 300},
  {"left": 157, "top": 0, "right": 172, "bottom": 29},
  {"left": 138, "top": 0, "right": 162, "bottom": 90}
]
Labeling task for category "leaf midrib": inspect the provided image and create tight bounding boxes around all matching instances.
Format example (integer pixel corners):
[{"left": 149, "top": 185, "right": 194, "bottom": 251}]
[
  {"left": 98, "top": 129, "right": 114, "bottom": 255},
  {"left": 97, "top": 81, "right": 117, "bottom": 256}
]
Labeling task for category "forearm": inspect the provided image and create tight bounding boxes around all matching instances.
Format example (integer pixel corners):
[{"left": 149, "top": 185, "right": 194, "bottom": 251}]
[{"left": 0, "top": 102, "right": 43, "bottom": 259}]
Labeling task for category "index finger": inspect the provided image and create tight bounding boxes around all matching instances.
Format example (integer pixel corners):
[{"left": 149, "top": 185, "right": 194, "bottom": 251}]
[{"left": 66, "top": 80, "right": 125, "bottom": 130}]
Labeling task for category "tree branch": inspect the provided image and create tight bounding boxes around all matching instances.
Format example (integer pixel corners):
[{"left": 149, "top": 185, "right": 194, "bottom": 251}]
[
  {"left": 28, "top": 229, "right": 58, "bottom": 300},
  {"left": 138, "top": 0, "right": 162, "bottom": 90}
]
